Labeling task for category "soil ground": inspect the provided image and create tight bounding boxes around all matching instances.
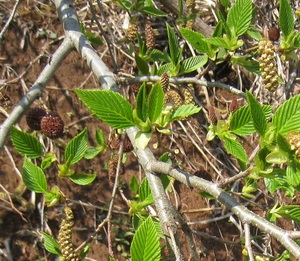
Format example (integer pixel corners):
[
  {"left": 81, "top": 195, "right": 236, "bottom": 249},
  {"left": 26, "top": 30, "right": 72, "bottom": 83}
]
[{"left": 0, "top": 1, "right": 299, "bottom": 261}]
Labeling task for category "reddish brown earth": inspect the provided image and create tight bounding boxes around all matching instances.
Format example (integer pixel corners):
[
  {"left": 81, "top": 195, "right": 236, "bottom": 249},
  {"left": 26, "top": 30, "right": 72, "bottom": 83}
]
[{"left": 0, "top": 1, "right": 298, "bottom": 261}]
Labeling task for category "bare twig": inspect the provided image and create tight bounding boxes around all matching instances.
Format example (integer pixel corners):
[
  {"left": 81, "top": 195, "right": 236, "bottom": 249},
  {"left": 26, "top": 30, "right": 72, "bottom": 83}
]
[
  {"left": 0, "top": 0, "right": 21, "bottom": 44},
  {"left": 244, "top": 223, "right": 255, "bottom": 261}
]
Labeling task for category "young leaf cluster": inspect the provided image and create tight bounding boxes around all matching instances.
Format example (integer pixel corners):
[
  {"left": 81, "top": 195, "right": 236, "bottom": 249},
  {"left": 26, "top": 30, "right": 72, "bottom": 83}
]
[
  {"left": 208, "top": 92, "right": 300, "bottom": 201},
  {"left": 76, "top": 84, "right": 200, "bottom": 149},
  {"left": 10, "top": 127, "right": 106, "bottom": 206}
]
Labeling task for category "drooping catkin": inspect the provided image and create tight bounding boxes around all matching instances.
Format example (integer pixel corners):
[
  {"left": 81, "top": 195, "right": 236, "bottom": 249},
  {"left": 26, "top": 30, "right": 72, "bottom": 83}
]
[
  {"left": 145, "top": 19, "right": 155, "bottom": 50},
  {"left": 164, "top": 90, "right": 183, "bottom": 109},
  {"left": 183, "top": 88, "right": 194, "bottom": 105},
  {"left": 58, "top": 207, "right": 81, "bottom": 261},
  {"left": 127, "top": 19, "right": 138, "bottom": 43},
  {"left": 160, "top": 73, "right": 170, "bottom": 92},
  {"left": 258, "top": 39, "right": 279, "bottom": 90}
]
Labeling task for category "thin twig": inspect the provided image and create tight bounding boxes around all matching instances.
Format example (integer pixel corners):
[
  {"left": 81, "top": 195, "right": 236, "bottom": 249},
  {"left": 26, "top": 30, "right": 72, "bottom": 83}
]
[
  {"left": 0, "top": 0, "right": 21, "bottom": 44},
  {"left": 244, "top": 223, "right": 255, "bottom": 261}
]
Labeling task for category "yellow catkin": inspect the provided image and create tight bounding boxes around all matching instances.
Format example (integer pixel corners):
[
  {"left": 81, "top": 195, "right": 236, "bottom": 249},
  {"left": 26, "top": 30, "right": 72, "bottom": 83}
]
[
  {"left": 164, "top": 90, "right": 183, "bottom": 109},
  {"left": 58, "top": 207, "right": 81, "bottom": 261},
  {"left": 258, "top": 39, "right": 279, "bottom": 90},
  {"left": 286, "top": 131, "right": 300, "bottom": 159},
  {"left": 183, "top": 88, "right": 194, "bottom": 105},
  {"left": 127, "top": 20, "right": 138, "bottom": 43}
]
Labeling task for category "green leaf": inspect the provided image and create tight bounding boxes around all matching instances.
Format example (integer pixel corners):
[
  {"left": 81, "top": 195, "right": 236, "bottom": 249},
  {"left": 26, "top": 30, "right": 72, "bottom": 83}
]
[
  {"left": 171, "top": 104, "right": 201, "bottom": 121},
  {"left": 130, "top": 175, "right": 139, "bottom": 194},
  {"left": 22, "top": 158, "right": 47, "bottom": 193},
  {"left": 275, "top": 205, "right": 300, "bottom": 223},
  {"left": 179, "top": 55, "right": 208, "bottom": 75},
  {"left": 69, "top": 173, "right": 97, "bottom": 185},
  {"left": 142, "top": 6, "right": 167, "bottom": 17},
  {"left": 130, "top": 216, "right": 161, "bottom": 261},
  {"left": 114, "top": 0, "right": 132, "bottom": 10},
  {"left": 205, "top": 37, "right": 229, "bottom": 49},
  {"left": 287, "top": 165, "right": 300, "bottom": 187},
  {"left": 166, "top": 23, "right": 180, "bottom": 65},
  {"left": 223, "top": 137, "right": 248, "bottom": 163},
  {"left": 139, "top": 178, "right": 153, "bottom": 203},
  {"left": 226, "top": 0, "right": 252, "bottom": 36},
  {"left": 75, "top": 89, "right": 135, "bottom": 129},
  {"left": 40, "top": 232, "right": 61, "bottom": 255},
  {"left": 136, "top": 83, "right": 148, "bottom": 122},
  {"left": 45, "top": 186, "right": 61, "bottom": 207},
  {"left": 65, "top": 128, "right": 88, "bottom": 165},
  {"left": 148, "top": 83, "right": 164, "bottom": 122},
  {"left": 41, "top": 153, "right": 57, "bottom": 169},
  {"left": 157, "top": 63, "right": 172, "bottom": 76},
  {"left": 135, "top": 55, "right": 150, "bottom": 75},
  {"left": 84, "top": 147, "right": 101, "bottom": 159},
  {"left": 135, "top": 131, "right": 152, "bottom": 149},
  {"left": 230, "top": 105, "right": 272, "bottom": 136},
  {"left": 264, "top": 170, "right": 288, "bottom": 194},
  {"left": 246, "top": 90, "right": 266, "bottom": 136},
  {"left": 273, "top": 94, "right": 300, "bottom": 136},
  {"left": 179, "top": 28, "right": 209, "bottom": 54},
  {"left": 11, "top": 126, "right": 43, "bottom": 158},
  {"left": 279, "top": 0, "right": 294, "bottom": 37}
]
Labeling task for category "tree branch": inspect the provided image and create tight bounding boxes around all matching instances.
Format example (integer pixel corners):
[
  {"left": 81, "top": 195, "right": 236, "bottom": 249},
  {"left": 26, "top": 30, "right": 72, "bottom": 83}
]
[{"left": 0, "top": 38, "right": 73, "bottom": 149}]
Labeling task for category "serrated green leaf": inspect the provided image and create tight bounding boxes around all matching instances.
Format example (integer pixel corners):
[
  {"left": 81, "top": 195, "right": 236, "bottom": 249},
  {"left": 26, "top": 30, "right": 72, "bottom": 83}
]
[
  {"left": 180, "top": 55, "right": 208, "bottom": 75},
  {"left": 130, "top": 216, "right": 161, "bottom": 261},
  {"left": 171, "top": 104, "right": 201, "bottom": 121},
  {"left": 230, "top": 105, "right": 253, "bottom": 135},
  {"left": 275, "top": 205, "right": 300, "bottom": 223},
  {"left": 157, "top": 63, "right": 172, "bottom": 76},
  {"left": 223, "top": 137, "right": 248, "bottom": 163},
  {"left": 279, "top": 0, "right": 294, "bottom": 37},
  {"left": 230, "top": 105, "right": 272, "bottom": 136},
  {"left": 205, "top": 37, "right": 228, "bottom": 49},
  {"left": 11, "top": 126, "right": 43, "bottom": 158},
  {"left": 286, "top": 165, "right": 300, "bottom": 187},
  {"left": 246, "top": 91, "right": 266, "bottom": 136},
  {"left": 179, "top": 28, "right": 209, "bottom": 54},
  {"left": 65, "top": 128, "right": 88, "bottom": 165},
  {"left": 226, "top": 0, "right": 252, "bottom": 36},
  {"left": 273, "top": 94, "right": 300, "bottom": 135},
  {"left": 22, "top": 158, "right": 47, "bottom": 193},
  {"left": 166, "top": 23, "right": 180, "bottom": 65},
  {"left": 139, "top": 178, "right": 153, "bottom": 203},
  {"left": 69, "top": 173, "right": 97, "bottom": 185},
  {"left": 40, "top": 232, "right": 61, "bottom": 255},
  {"left": 75, "top": 89, "right": 135, "bottom": 129},
  {"left": 84, "top": 147, "right": 101, "bottom": 159},
  {"left": 148, "top": 83, "right": 164, "bottom": 122},
  {"left": 264, "top": 170, "right": 288, "bottom": 194},
  {"left": 136, "top": 83, "right": 148, "bottom": 122}
]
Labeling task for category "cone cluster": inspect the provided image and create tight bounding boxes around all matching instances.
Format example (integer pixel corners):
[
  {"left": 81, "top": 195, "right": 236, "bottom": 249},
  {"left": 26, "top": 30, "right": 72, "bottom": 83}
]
[
  {"left": 258, "top": 39, "right": 279, "bottom": 90},
  {"left": 26, "top": 108, "right": 64, "bottom": 139},
  {"left": 58, "top": 207, "right": 81, "bottom": 261}
]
